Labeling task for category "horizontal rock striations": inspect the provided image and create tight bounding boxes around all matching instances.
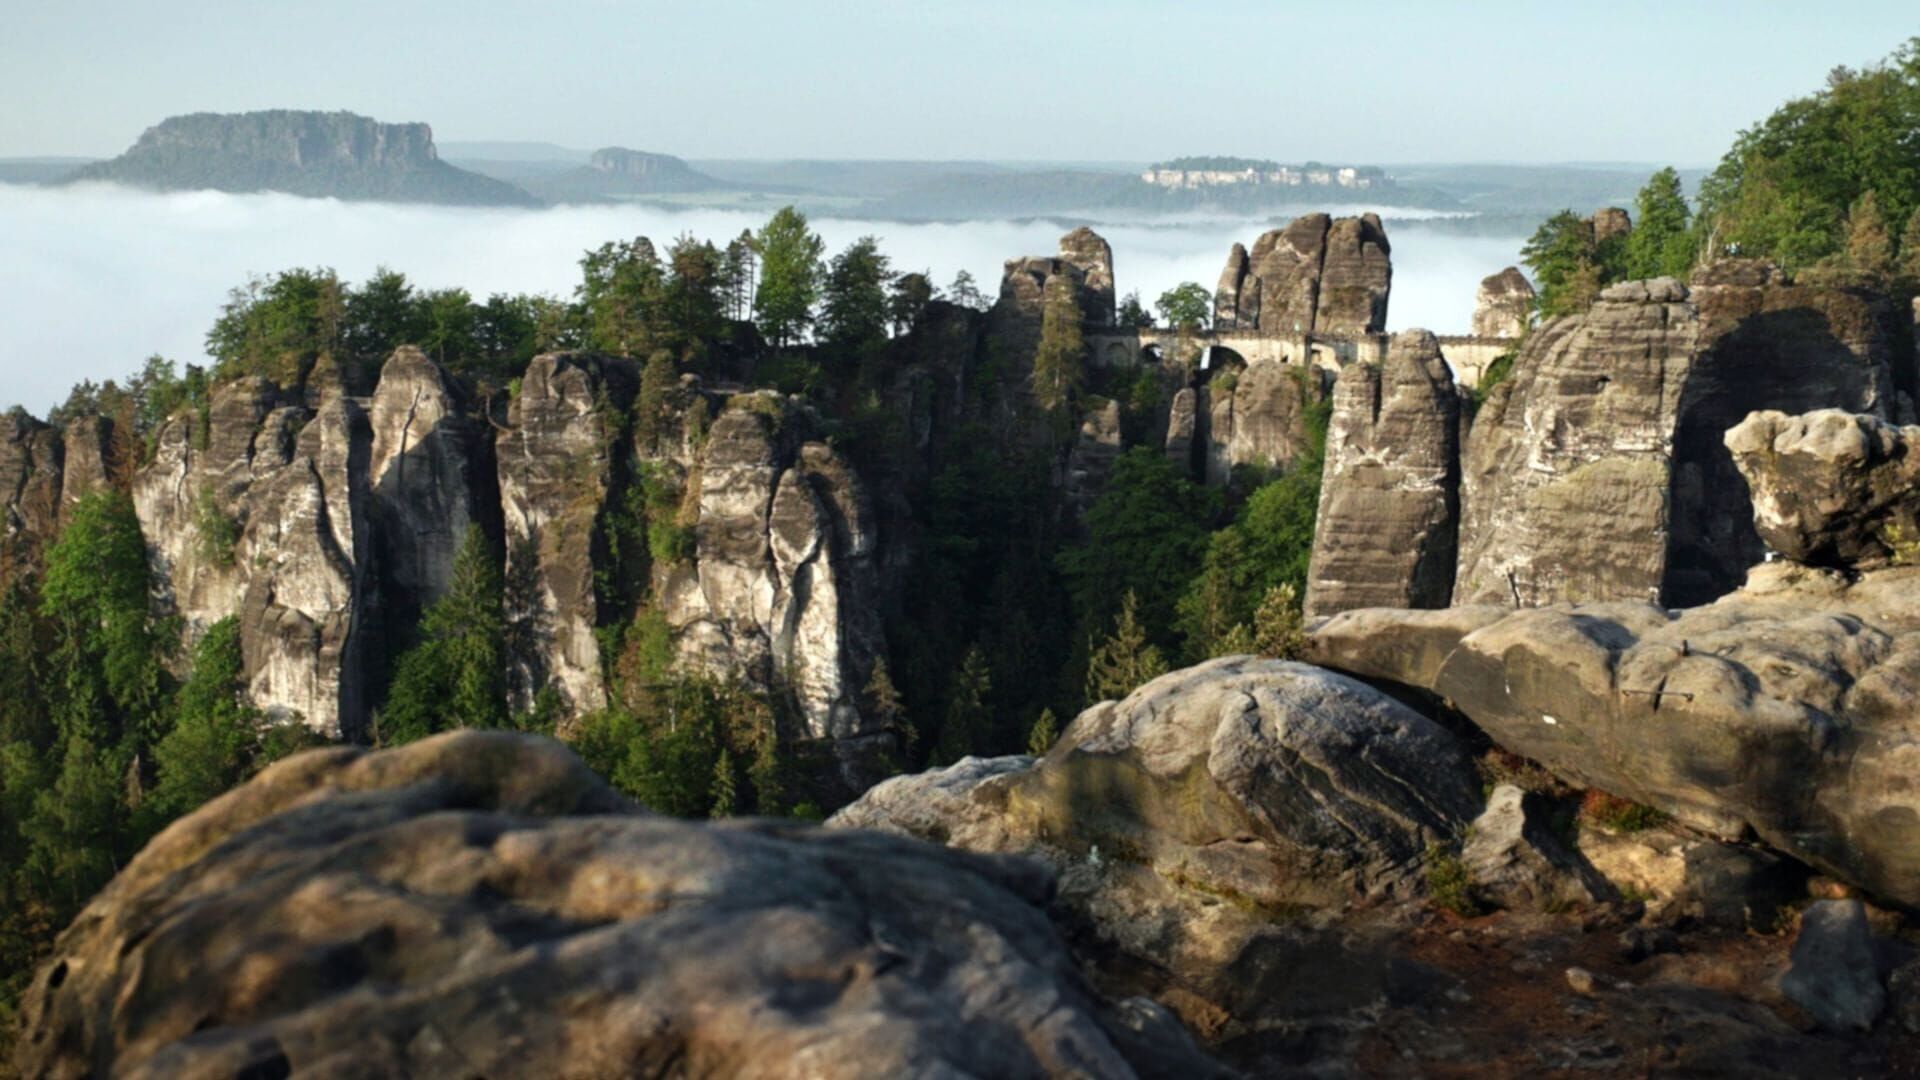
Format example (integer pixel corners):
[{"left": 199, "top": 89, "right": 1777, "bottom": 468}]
[
  {"left": 1305, "top": 329, "right": 1461, "bottom": 617},
  {"left": 1454, "top": 263, "right": 1910, "bottom": 608}
]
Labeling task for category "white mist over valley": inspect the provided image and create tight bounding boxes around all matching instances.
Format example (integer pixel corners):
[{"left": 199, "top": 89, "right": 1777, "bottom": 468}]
[{"left": 0, "top": 181, "right": 1524, "bottom": 410}]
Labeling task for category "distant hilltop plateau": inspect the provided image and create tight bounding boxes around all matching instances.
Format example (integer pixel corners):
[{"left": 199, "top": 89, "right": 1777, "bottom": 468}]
[
  {"left": 1143, "top": 155, "right": 1392, "bottom": 191},
  {"left": 63, "top": 110, "right": 541, "bottom": 207},
  {"left": 519, "top": 147, "right": 728, "bottom": 203}
]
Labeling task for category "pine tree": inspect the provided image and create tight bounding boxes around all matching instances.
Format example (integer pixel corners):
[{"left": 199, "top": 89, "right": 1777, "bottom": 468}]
[
  {"left": 1085, "top": 591, "right": 1169, "bottom": 704},
  {"left": 864, "top": 658, "right": 912, "bottom": 751},
  {"left": 1252, "top": 584, "right": 1307, "bottom": 661},
  {"left": 1624, "top": 167, "right": 1695, "bottom": 280},
  {"left": 147, "top": 618, "right": 257, "bottom": 822},
  {"left": 636, "top": 350, "right": 676, "bottom": 450},
  {"left": 379, "top": 525, "right": 507, "bottom": 743},
  {"left": 753, "top": 207, "right": 825, "bottom": 348},
  {"left": 820, "top": 236, "right": 894, "bottom": 369},
  {"left": 709, "top": 748, "right": 738, "bottom": 818},
  {"left": 936, "top": 647, "right": 992, "bottom": 764},
  {"left": 1898, "top": 209, "right": 1920, "bottom": 288},
  {"left": 1844, "top": 190, "right": 1895, "bottom": 282},
  {"left": 947, "top": 269, "right": 988, "bottom": 311},
  {"left": 1026, "top": 708, "right": 1059, "bottom": 757},
  {"left": 1030, "top": 274, "right": 1085, "bottom": 413}
]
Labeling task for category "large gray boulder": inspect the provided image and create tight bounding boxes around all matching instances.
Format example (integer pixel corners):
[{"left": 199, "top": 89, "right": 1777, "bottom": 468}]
[
  {"left": 1210, "top": 214, "right": 1392, "bottom": 336},
  {"left": 1726, "top": 408, "right": 1920, "bottom": 570},
  {"left": 13, "top": 731, "right": 1226, "bottom": 1080},
  {"left": 1305, "top": 329, "right": 1460, "bottom": 617},
  {"left": 832, "top": 658, "right": 1483, "bottom": 1026},
  {"left": 1779, "top": 900, "right": 1886, "bottom": 1032},
  {"left": 1308, "top": 562, "right": 1920, "bottom": 908},
  {"left": 1471, "top": 267, "right": 1535, "bottom": 340}
]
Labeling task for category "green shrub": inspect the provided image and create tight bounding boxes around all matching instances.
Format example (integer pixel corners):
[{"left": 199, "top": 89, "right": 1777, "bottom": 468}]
[
  {"left": 193, "top": 484, "right": 240, "bottom": 567},
  {"left": 1424, "top": 843, "right": 1484, "bottom": 917}
]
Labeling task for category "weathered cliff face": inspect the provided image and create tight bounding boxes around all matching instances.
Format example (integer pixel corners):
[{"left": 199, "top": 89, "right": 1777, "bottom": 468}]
[
  {"left": 0, "top": 411, "right": 63, "bottom": 577},
  {"left": 237, "top": 392, "right": 375, "bottom": 737},
  {"left": 1197, "top": 359, "right": 1325, "bottom": 484},
  {"left": 1472, "top": 266, "right": 1536, "bottom": 339},
  {"left": 497, "top": 352, "right": 637, "bottom": 714},
  {"left": 660, "top": 396, "right": 886, "bottom": 743},
  {"left": 135, "top": 373, "right": 376, "bottom": 738},
  {"left": 366, "top": 346, "right": 490, "bottom": 626},
  {"left": 1591, "top": 206, "right": 1633, "bottom": 245},
  {"left": 1305, "top": 330, "right": 1460, "bottom": 616},
  {"left": 1315, "top": 213, "right": 1393, "bottom": 335},
  {"left": 13, "top": 731, "right": 1227, "bottom": 1079},
  {"left": 1062, "top": 398, "right": 1124, "bottom": 519},
  {"left": 57, "top": 414, "right": 116, "bottom": 516},
  {"left": 1058, "top": 226, "right": 1116, "bottom": 326},
  {"left": 1727, "top": 409, "right": 1920, "bottom": 570},
  {"left": 1454, "top": 264, "right": 1907, "bottom": 608},
  {"left": 1211, "top": 213, "right": 1392, "bottom": 336}
]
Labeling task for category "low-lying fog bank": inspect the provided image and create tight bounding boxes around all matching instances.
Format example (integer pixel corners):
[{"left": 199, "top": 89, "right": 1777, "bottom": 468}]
[{"left": 0, "top": 182, "right": 1526, "bottom": 411}]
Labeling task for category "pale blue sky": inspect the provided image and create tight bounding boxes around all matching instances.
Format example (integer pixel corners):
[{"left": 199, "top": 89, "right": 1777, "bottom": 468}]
[{"left": 4, "top": 1, "right": 1915, "bottom": 163}]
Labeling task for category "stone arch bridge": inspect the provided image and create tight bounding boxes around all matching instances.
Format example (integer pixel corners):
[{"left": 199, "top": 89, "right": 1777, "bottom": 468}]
[{"left": 1086, "top": 327, "right": 1515, "bottom": 386}]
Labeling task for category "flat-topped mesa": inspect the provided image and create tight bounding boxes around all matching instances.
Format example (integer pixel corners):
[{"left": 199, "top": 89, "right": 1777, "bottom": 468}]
[
  {"left": 67, "top": 109, "right": 538, "bottom": 206},
  {"left": 1455, "top": 259, "right": 1910, "bottom": 609},
  {"left": 1471, "top": 266, "right": 1536, "bottom": 339},
  {"left": 1305, "top": 329, "right": 1461, "bottom": 617},
  {"left": 1211, "top": 212, "right": 1392, "bottom": 336}
]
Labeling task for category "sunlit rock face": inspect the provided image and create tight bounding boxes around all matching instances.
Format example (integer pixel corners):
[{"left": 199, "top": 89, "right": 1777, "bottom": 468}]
[
  {"left": 1305, "top": 329, "right": 1461, "bottom": 617},
  {"left": 1211, "top": 212, "right": 1392, "bottom": 335},
  {"left": 1455, "top": 263, "right": 1907, "bottom": 608}
]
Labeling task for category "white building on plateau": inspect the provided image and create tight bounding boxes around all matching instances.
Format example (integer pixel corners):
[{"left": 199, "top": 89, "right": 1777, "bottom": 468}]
[{"left": 1140, "top": 163, "right": 1377, "bottom": 190}]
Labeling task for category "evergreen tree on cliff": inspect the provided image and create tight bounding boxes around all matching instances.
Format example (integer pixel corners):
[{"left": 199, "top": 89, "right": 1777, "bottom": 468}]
[
  {"left": 1029, "top": 275, "right": 1085, "bottom": 413},
  {"left": 379, "top": 526, "right": 508, "bottom": 744},
  {"left": 1697, "top": 38, "right": 1920, "bottom": 271},
  {"left": 753, "top": 207, "right": 824, "bottom": 349},
  {"left": 1624, "top": 168, "right": 1696, "bottom": 280},
  {"left": 819, "top": 236, "right": 893, "bottom": 371}
]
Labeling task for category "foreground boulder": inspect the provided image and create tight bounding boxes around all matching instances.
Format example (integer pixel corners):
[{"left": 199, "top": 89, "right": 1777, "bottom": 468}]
[
  {"left": 13, "top": 732, "right": 1224, "bottom": 1079},
  {"left": 833, "top": 658, "right": 1483, "bottom": 1028},
  {"left": 1308, "top": 561, "right": 1920, "bottom": 908}
]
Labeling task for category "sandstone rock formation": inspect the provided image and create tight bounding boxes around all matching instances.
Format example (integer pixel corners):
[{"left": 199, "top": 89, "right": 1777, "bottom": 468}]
[
  {"left": 0, "top": 410, "right": 64, "bottom": 576},
  {"left": 1454, "top": 263, "right": 1907, "bottom": 608},
  {"left": 660, "top": 395, "right": 886, "bottom": 744},
  {"left": 366, "top": 346, "right": 490, "bottom": 625},
  {"left": 1211, "top": 213, "right": 1391, "bottom": 336},
  {"left": 1308, "top": 559, "right": 1920, "bottom": 908},
  {"left": 134, "top": 376, "right": 375, "bottom": 738},
  {"left": 497, "top": 352, "right": 637, "bottom": 713},
  {"left": 1471, "top": 266, "right": 1536, "bottom": 339},
  {"left": 1780, "top": 900, "right": 1886, "bottom": 1032},
  {"left": 12, "top": 731, "right": 1225, "bottom": 1079},
  {"left": 833, "top": 658, "right": 1483, "bottom": 1025},
  {"left": 1591, "top": 206, "right": 1633, "bottom": 245},
  {"left": 56, "top": 414, "right": 116, "bottom": 515},
  {"left": 67, "top": 109, "right": 539, "bottom": 206},
  {"left": 1063, "top": 397, "right": 1123, "bottom": 518},
  {"left": 1305, "top": 329, "right": 1460, "bottom": 617},
  {"left": 1198, "top": 359, "right": 1326, "bottom": 484},
  {"left": 1464, "top": 784, "right": 1614, "bottom": 911},
  {"left": 1058, "top": 226, "right": 1116, "bottom": 326},
  {"left": 1726, "top": 408, "right": 1920, "bottom": 570}
]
